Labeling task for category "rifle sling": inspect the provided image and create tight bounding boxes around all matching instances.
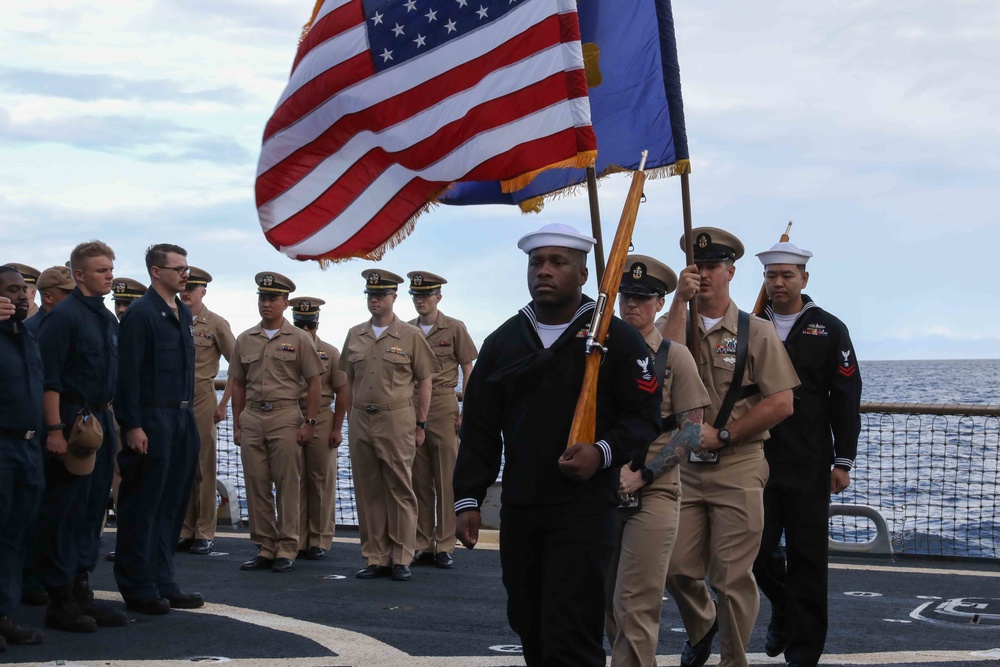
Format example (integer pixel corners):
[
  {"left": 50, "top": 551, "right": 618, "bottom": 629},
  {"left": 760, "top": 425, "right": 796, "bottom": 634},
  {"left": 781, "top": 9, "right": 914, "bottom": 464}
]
[
  {"left": 652, "top": 338, "right": 679, "bottom": 434},
  {"left": 713, "top": 310, "right": 760, "bottom": 430}
]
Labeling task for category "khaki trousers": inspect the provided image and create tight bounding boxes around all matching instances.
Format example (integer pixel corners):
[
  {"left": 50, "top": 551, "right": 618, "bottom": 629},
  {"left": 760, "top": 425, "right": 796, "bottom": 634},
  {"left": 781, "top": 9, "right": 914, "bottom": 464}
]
[
  {"left": 298, "top": 405, "right": 336, "bottom": 551},
  {"left": 665, "top": 445, "right": 768, "bottom": 667},
  {"left": 239, "top": 405, "right": 303, "bottom": 560},
  {"left": 413, "top": 392, "right": 459, "bottom": 554},
  {"left": 182, "top": 387, "right": 219, "bottom": 540},
  {"left": 348, "top": 405, "right": 417, "bottom": 567},
  {"left": 606, "top": 468, "right": 682, "bottom": 667}
]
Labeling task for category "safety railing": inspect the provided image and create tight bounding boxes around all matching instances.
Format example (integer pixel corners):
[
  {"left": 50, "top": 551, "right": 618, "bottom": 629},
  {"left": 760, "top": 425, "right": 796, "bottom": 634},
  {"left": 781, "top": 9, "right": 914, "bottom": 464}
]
[
  {"left": 829, "top": 403, "right": 999, "bottom": 561},
  {"left": 212, "top": 384, "right": 999, "bottom": 561}
]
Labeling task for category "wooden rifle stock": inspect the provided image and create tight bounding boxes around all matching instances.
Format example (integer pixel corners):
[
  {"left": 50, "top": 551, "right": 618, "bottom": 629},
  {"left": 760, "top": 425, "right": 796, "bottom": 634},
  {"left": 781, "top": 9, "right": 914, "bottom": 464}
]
[
  {"left": 751, "top": 221, "right": 793, "bottom": 316},
  {"left": 566, "top": 151, "right": 648, "bottom": 448}
]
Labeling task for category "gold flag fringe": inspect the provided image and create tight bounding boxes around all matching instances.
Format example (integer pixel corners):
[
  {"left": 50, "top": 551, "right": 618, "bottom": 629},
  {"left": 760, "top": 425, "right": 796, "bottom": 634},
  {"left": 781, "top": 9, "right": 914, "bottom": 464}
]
[
  {"left": 515, "top": 159, "right": 691, "bottom": 214},
  {"left": 313, "top": 196, "right": 443, "bottom": 267},
  {"left": 500, "top": 150, "right": 597, "bottom": 194},
  {"left": 299, "top": 0, "right": 326, "bottom": 44}
]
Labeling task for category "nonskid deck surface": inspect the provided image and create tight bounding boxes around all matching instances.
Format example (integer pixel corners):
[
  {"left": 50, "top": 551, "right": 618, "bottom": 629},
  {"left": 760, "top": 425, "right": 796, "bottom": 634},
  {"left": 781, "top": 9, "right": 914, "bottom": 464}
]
[{"left": 6, "top": 529, "right": 999, "bottom": 667}]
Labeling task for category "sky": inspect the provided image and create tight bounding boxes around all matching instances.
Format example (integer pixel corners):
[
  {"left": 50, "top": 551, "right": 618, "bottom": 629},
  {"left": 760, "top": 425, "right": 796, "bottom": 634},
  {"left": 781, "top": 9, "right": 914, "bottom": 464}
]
[{"left": 2, "top": 0, "right": 999, "bottom": 362}]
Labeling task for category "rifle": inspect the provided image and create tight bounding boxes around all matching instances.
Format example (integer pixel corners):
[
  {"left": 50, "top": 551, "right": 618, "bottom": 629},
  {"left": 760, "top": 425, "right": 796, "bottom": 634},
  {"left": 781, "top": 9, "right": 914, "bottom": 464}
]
[
  {"left": 566, "top": 151, "right": 648, "bottom": 448},
  {"left": 751, "top": 221, "right": 793, "bottom": 316}
]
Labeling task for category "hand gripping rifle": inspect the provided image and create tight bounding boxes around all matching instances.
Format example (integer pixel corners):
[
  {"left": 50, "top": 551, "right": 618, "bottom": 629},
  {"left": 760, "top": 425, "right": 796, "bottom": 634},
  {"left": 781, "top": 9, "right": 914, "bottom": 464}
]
[
  {"left": 566, "top": 151, "right": 649, "bottom": 448},
  {"left": 751, "top": 221, "right": 793, "bottom": 317}
]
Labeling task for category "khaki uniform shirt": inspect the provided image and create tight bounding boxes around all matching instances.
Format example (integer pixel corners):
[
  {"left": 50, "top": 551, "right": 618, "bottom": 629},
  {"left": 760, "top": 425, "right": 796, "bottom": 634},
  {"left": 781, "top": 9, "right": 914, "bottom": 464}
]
[
  {"left": 407, "top": 311, "right": 478, "bottom": 394},
  {"left": 339, "top": 316, "right": 437, "bottom": 403},
  {"left": 691, "top": 300, "right": 799, "bottom": 444},
  {"left": 312, "top": 337, "right": 347, "bottom": 405},
  {"left": 641, "top": 326, "right": 711, "bottom": 463},
  {"left": 192, "top": 306, "right": 236, "bottom": 394},
  {"left": 230, "top": 318, "right": 323, "bottom": 402}
]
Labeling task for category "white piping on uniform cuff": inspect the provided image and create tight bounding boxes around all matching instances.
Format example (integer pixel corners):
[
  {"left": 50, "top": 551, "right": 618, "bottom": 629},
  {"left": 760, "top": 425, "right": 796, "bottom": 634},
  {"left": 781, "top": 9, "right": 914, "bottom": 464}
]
[
  {"left": 455, "top": 498, "right": 479, "bottom": 512},
  {"left": 833, "top": 458, "right": 854, "bottom": 470},
  {"left": 596, "top": 440, "right": 611, "bottom": 469}
]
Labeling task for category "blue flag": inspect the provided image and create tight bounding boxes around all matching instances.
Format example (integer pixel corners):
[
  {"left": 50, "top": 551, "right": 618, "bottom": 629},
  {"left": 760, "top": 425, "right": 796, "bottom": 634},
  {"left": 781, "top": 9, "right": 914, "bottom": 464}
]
[{"left": 438, "top": 0, "right": 688, "bottom": 211}]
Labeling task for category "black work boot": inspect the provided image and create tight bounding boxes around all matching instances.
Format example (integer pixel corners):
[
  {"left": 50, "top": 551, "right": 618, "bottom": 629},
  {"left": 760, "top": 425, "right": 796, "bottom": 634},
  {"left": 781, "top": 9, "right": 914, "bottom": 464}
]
[
  {"left": 45, "top": 587, "right": 97, "bottom": 633},
  {"left": 73, "top": 572, "right": 127, "bottom": 627},
  {"left": 0, "top": 615, "right": 43, "bottom": 645}
]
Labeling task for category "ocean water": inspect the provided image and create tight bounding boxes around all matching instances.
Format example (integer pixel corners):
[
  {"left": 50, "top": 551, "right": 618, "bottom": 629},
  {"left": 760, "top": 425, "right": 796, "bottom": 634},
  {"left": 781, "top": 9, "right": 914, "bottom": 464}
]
[
  {"left": 215, "top": 359, "right": 1000, "bottom": 558},
  {"left": 860, "top": 359, "right": 1000, "bottom": 405}
]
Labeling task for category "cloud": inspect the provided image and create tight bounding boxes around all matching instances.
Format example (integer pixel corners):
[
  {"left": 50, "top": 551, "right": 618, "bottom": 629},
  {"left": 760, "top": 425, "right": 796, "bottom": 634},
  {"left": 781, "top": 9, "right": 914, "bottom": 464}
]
[
  {"left": 0, "top": 108, "right": 251, "bottom": 165},
  {"left": 0, "top": 68, "right": 249, "bottom": 106}
]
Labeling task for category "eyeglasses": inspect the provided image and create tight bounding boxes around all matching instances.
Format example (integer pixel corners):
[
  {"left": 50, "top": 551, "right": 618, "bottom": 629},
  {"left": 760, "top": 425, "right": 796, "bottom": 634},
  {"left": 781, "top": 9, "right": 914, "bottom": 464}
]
[
  {"left": 156, "top": 266, "right": 191, "bottom": 276},
  {"left": 294, "top": 321, "right": 318, "bottom": 330}
]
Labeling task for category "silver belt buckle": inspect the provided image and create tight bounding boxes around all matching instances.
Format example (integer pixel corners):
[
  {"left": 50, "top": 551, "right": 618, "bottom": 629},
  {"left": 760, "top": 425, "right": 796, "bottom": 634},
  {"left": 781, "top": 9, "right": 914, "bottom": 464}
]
[
  {"left": 179, "top": 401, "right": 190, "bottom": 409},
  {"left": 260, "top": 402, "right": 273, "bottom": 411},
  {"left": 365, "top": 405, "right": 379, "bottom": 414},
  {"left": 24, "top": 430, "right": 35, "bottom": 440}
]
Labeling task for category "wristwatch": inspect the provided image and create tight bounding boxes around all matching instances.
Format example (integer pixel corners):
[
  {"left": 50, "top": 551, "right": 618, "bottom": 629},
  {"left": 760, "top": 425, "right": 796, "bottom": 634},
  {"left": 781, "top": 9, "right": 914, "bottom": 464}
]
[
  {"left": 718, "top": 428, "right": 732, "bottom": 447},
  {"left": 304, "top": 418, "right": 317, "bottom": 427},
  {"left": 416, "top": 421, "right": 427, "bottom": 429},
  {"left": 640, "top": 467, "right": 654, "bottom": 486},
  {"left": 46, "top": 423, "right": 66, "bottom": 432}
]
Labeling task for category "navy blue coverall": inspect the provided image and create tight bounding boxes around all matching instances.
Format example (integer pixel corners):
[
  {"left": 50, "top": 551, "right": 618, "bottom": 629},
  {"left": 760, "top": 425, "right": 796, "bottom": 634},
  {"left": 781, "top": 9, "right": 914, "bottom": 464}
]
[
  {"left": 30, "top": 288, "right": 118, "bottom": 592},
  {"left": 0, "top": 319, "right": 45, "bottom": 617},
  {"left": 114, "top": 288, "right": 199, "bottom": 601}
]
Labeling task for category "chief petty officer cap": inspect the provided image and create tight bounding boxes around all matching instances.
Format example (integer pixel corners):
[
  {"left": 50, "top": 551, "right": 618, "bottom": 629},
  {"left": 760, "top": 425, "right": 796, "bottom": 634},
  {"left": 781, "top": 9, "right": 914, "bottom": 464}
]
[
  {"left": 37, "top": 266, "right": 76, "bottom": 291},
  {"left": 678, "top": 227, "right": 745, "bottom": 263},
  {"left": 255, "top": 271, "right": 296, "bottom": 295},
  {"left": 64, "top": 412, "right": 104, "bottom": 476},
  {"left": 186, "top": 266, "right": 213, "bottom": 287},
  {"left": 289, "top": 296, "right": 325, "bottom": 322},
  {"left": 755, "top": 241, "right": 813, "bottom": 267},
  {"left": 362, "top": 268, "right": 403, "bottom": 294},
  {"left": 619, "top": 254, "right": 677, "bottom": 298},
  {"left": 517, "top": 223, "right": 596, "bottom": 254},
  {"left": 112, "top": 277, "right": 147, "bottom": 302},
  {"left": 406, "top": 270, "right": 447, "bottom": 295},
  {"left": 3, "top": 262, "right": 41, "bottom": 284}
]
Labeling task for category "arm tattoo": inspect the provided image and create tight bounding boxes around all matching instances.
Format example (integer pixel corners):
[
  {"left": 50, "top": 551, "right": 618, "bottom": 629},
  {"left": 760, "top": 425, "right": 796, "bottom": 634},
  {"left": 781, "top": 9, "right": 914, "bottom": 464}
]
[{"left": 644, "top": 408, "right": 704, "bottom": 481}]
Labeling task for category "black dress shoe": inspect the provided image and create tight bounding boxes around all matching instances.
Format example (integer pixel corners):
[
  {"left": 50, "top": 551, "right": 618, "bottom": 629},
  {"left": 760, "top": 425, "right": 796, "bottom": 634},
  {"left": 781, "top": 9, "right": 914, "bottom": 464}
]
[
  {"left": 188, "top": 539, "right": 212, "bottom": 555},
  {"left": 164, "top": 592, "right": 204, "bottom": 609},
  {"left": 410, "top": 550, "right": 435, "bottom": 566},
  {"left": 765, "top": 618, "right": 790, "bottom": 658},
  {"left": 356, "top": 564, "right": 392, "bottom": 579},
  {"left": 176, "top": 538, "right": 194, "bottom": 552},
  {"left": 434, "top": 552, "right": 454, "bottom": 569},
  {"left": 305, "top": 546, "right": 326, "bottom": 560},
  {"left": 391, "top": 564, "right": 412, "bottom": 581},
  {"left": 680, "top": 616, "right": 718, "bottom": 667},
  {"left": 240, "top": 555, "right": 275, "bottom": 571},
  {"left": 271, "top": 557, "right": 294, "bottom": 573},
  {"left": 124, "top": 597, "right": 171, "bottom": 615},
  {"left": 104, "top": 551, "right": 115, "bottom": 562}
]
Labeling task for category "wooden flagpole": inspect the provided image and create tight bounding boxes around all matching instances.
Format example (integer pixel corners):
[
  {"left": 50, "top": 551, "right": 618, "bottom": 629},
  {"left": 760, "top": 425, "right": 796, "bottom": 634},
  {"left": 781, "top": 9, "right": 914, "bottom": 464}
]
[
  {"left": 680, "top": 172, "right": 699, "bottom": 365},
  {"left": 586, "top": 166, "right": 606, "bottom": 283}
]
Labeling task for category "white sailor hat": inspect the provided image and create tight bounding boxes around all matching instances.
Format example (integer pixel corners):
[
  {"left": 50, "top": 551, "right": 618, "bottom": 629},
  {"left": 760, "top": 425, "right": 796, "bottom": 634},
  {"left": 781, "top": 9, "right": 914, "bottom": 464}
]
[
  {"left": 756, "top": 241, "right": 813, "bottom": 267},
  {"left": 517, "top": 223, "right": 596, "bottom": 254}
]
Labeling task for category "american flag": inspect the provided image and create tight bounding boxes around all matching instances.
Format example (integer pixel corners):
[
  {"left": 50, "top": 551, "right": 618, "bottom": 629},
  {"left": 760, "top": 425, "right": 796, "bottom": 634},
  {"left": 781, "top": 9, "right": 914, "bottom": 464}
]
[{"left": 257, "top": 0, "right": 597, "bottom": 261}]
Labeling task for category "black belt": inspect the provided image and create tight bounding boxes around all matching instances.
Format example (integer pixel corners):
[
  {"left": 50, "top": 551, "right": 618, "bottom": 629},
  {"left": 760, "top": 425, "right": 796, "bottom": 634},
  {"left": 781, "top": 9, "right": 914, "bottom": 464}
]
[
  {"left": 63, "top": 394, "right": 112, "bottom": 412},
  {"left": 142, "top": 400, "right": 191, "bottom": 409},
  {"left": 0, "top": 428, "right": 37, "bottom": 440}
]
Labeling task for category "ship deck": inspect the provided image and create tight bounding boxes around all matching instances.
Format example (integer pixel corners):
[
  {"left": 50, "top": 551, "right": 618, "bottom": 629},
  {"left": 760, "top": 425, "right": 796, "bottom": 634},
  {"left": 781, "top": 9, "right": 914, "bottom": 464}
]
[{"left": 6, "top": 528, "right": 999, "bottom": 667}]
